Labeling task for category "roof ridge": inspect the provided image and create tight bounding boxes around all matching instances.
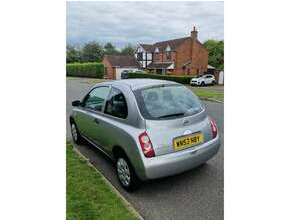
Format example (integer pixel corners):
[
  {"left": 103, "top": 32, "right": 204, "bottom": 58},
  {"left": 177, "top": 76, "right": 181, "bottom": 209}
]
[{"left": 154, "top": 36, "right": 191, "bottom": 45}]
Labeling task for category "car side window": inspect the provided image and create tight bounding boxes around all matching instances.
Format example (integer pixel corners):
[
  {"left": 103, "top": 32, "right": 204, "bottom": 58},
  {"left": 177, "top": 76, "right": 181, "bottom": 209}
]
[
  {"left": 83, "top": 86, "right": 110, "bottom": 111},
  {"left": 105, "top": 88, "right": 128, "bottom": 119}
]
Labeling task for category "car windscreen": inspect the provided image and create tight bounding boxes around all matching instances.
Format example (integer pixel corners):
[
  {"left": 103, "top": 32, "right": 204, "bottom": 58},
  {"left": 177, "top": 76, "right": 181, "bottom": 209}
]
[{"left": 133, "top": 85, "right": 203, "bottom": 120}]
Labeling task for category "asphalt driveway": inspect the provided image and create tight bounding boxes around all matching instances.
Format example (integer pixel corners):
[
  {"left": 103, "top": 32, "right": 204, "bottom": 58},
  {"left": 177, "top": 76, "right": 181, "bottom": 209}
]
[{"left": 66, "top": 77, "right": 224, "bottom": 220}]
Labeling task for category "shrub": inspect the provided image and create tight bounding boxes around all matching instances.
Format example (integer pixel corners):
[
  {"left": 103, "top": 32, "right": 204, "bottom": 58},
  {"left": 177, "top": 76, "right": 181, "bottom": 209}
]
[
  {"left": 66, "top": 62, "right": 104, "bottom": 78},
  {"left": 127, "top": 72, "right": 193, "bottom": 84}
]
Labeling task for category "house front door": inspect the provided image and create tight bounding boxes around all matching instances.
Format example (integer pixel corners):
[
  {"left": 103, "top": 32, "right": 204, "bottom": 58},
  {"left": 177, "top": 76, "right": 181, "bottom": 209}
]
[{"left": 156, "top": 69, "right": 162, "bottom": 74}]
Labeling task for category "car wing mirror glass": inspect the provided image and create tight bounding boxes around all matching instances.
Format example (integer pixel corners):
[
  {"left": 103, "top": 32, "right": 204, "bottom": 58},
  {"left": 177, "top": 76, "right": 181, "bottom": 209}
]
[{"left": 72, "top": 100, "right": 81, "bottom": 106}]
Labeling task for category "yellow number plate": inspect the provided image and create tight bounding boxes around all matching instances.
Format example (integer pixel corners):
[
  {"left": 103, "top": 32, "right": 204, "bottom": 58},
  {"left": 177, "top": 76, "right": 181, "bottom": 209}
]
[{"left": 173, "top": 133, "right": 203, "bottom": 151}]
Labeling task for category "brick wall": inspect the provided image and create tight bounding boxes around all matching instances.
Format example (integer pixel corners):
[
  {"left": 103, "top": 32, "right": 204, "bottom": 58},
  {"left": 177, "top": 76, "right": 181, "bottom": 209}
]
[
  {"left": 191, "top": 41, "right": 208, "bottom": 75},
  {"left": 174, "top": 39, "right": 208, "bottom": 75},
  {"left": 175, "top": 39, "right": 192, "bottom": 75},
  {"left": 102, "top": 57, "right": 115, "bottom": 80}
]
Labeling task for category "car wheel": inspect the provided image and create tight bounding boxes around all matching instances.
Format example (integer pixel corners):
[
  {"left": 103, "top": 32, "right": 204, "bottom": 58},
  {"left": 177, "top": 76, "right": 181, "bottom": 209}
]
[
  {"left": 212, "top": 80, "right": 216, "bottom": 85},
  {"left": 201, "top": 81, "right": 205, "bottom": 86},
  {"left": 116, "top": 153, "right": 139, "bottom": 191},
  {"left": 70, "top": 120, "right": 83, "bottom": 144}
]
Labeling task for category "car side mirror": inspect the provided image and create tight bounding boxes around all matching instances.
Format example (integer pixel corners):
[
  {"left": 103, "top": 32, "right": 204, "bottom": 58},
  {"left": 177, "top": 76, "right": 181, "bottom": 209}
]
[{"left": 72, "top": 100, "right": 81, "bottom": 106}]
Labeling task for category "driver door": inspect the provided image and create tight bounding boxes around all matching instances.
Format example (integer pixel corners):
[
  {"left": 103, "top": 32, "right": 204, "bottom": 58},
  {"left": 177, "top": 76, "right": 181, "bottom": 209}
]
[{"left": 75, "top": 86, "right": 111, "bottom": 146}]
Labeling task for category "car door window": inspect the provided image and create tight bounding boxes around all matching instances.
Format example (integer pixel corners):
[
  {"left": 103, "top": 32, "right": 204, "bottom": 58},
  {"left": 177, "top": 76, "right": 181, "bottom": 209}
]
[
  {"left": 83, "top": 86, "right": 110, "bottom": 111},
  {"left": 105, "top": 88, "right": 128, "bottom": 119}
]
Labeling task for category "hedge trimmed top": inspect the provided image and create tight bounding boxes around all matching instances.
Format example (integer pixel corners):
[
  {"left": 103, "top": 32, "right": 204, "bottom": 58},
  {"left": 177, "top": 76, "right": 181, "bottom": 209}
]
[
  {"left": 66, "top": 62, "right": 104, "bottom": 78},
  {"left": 127, "top": 72, "right": 193, "bottom": 84}
]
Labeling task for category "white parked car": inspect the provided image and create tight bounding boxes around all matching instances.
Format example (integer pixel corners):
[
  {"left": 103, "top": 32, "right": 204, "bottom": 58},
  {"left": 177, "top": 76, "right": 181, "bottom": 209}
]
[{"left": 190, "top": 74, "right": 216, "bottom": 86}]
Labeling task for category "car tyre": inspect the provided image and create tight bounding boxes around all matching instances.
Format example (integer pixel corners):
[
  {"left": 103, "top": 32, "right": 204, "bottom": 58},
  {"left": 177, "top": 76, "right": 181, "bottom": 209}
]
[
  {"left": 212, "top": 80, "right": 216, "bottom": 85},
  {"left": 70, "top": 120, "right": 83, "bottom": 144},
  {"left": 115, "top": 152, "right": 140, "bottom": 192},
  {"left": 201, "top": 81, "right": 205, "bottom": 86}
]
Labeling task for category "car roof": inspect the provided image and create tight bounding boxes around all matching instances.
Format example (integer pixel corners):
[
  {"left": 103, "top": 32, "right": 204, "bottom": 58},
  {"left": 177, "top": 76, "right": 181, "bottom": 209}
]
[{"left": 96, "top": 78, "right": 179, "bottom": 91}]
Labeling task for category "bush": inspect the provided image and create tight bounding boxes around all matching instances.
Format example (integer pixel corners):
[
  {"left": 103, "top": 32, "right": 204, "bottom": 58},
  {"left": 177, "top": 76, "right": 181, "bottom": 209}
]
[
  {"left": 66, "top": 62, "right": 104, "bottom": 78},
  {"left": 127, "top": 72, "right": 193, "bottom": 84}
]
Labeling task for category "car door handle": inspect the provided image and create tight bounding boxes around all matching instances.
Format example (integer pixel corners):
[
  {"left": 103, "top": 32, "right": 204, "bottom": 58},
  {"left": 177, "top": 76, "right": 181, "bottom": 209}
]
[{"left": 94, "top": 118, "right": 99, "bottom": 124}]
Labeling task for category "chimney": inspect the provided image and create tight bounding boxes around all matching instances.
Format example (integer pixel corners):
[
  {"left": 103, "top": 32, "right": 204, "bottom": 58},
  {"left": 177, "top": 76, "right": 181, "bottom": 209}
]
[{"left": 191, "top": 26, "right": 198, "bottom": 41}]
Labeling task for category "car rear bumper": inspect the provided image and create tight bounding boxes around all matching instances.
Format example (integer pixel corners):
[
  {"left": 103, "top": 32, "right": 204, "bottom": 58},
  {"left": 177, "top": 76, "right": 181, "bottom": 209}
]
[{"left": 139, "top": 135, "right": 220, "bottom": 180}]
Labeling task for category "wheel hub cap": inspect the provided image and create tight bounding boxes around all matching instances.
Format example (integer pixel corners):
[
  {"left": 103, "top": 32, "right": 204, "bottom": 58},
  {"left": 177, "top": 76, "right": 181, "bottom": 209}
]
[
  {"left": 117, "top": 158, "right": 130, "bottom": 187},
  {"left": 71, "top": 124, "right": 77, "bottom": 141}
]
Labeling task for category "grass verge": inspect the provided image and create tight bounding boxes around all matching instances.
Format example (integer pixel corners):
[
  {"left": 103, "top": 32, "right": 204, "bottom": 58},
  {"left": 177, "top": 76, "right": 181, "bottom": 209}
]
[
  {"left": 66, "top": 76, "right": 110, "bottom": 85},
  {"left": 67, "top": 143, "right": 139, "bottom": 220},
  {"left": 187, "top": 86, "right": 224, "bottom": 102},
  {"left": 194, "top": 91, "right": 223, "bottom": 99}
]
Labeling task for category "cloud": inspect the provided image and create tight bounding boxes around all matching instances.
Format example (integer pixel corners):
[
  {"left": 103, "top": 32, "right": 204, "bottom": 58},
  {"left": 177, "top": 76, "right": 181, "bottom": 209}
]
[{"left": 67, "top": 1, "right": 224, "bottom": 48}]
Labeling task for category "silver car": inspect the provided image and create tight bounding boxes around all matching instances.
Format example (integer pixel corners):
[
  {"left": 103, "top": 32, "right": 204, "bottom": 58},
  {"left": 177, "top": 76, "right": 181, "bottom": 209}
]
[{"left": 70, "top": 79, "right": 220, "bottom": 191}]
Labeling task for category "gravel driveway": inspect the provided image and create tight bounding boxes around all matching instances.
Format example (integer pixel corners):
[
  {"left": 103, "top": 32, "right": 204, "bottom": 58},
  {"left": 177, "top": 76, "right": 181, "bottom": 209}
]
[{"left": 66, "top": 77, "right": 224, "bottom": 220}]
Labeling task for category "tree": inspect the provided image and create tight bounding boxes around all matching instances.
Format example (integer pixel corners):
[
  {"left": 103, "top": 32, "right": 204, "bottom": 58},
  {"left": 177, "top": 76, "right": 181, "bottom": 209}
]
[
  {"left": 203, "top": 40, "right": 224, "bottom": 70},
  {"left": 66, "top": 44, "right": 80, "bottom": 63},
  {"left": 81, "top": 41, "right": 104, "bottom": 62},
  {"left": 104, "top": 42, "right": 119, "bottom": 55},
  {"left": 120, "top": 44, "right": 136, "bottom": 56}
]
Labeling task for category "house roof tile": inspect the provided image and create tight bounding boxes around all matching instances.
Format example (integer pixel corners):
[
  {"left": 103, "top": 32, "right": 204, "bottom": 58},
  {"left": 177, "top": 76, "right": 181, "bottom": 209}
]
[
  {"left": 104, "top": 55, "right": 140, "bottom": 68},
  {"left": 139, "top": 44, "right": 154, "bottom": 51},
  {"left": 153, "top": 37, "right": 191, "bottom": 51},
  {"left": 139, "top": 37, "right": 204, "bottom": 52}
]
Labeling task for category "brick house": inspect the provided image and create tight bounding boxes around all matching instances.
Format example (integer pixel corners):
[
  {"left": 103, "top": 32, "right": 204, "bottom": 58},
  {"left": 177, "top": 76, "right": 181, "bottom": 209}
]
[
  {"left": 102, "top": 55, "right": 140, "bottom": 80},
  {"left": 135, "top": 27, "right": 208, "bottom": 75}
]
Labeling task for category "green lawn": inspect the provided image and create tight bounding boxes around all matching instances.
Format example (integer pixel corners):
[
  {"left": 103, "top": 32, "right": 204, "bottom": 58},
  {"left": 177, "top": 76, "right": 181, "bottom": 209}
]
[
  {"left": 187, "top": 85, "right": 224, "bottom": 102},
  {"left": 66, "top": 143, "right": 139, "bottom": 220},
  {"left": 83, "top": 78, "right": 111, "bottom": 85}
]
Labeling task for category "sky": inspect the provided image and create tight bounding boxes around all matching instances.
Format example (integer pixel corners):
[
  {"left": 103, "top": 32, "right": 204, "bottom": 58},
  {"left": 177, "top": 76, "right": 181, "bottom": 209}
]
[{"left": 67, "top": 1, "right": 224, "bottom": 48}]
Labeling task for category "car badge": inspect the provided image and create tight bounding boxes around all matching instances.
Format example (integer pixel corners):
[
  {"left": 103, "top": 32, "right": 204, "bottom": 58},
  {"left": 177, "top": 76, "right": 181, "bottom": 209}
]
[
  {"left": 183, "top": 119, "right": 189, "bottom": 125},
  {"left": 183, "top": 129, "right": 192, "bottom": 135}
]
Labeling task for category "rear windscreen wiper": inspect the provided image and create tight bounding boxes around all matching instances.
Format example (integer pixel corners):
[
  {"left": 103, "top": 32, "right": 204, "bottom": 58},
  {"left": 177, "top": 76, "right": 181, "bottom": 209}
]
[{"left": 158, "top": 112, "right": 185, "bottom": 118}]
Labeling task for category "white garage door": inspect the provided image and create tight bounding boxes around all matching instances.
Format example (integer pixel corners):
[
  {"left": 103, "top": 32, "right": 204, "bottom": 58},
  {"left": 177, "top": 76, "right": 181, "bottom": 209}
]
[{"left": 115, "top": 68, "right": 139, "bottom": 80}]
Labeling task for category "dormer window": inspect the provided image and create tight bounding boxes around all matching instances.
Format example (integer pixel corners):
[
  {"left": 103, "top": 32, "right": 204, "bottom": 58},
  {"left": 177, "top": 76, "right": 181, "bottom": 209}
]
[
  {"left": 154, "top": 47, "right": 160, "bottom": 61},
  {"left": 166, "top": 45, "right": 171, "bottom": 60}
]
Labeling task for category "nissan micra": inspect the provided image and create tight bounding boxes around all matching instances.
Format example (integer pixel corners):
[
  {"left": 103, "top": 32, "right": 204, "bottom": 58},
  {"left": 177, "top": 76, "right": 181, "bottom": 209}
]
[{"left": 70, "top": 79, "right": 220, "bottom": 191}]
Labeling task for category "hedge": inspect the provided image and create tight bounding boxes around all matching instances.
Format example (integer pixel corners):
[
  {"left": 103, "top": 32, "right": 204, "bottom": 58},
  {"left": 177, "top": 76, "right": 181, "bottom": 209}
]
[
  {"left": 66, "top": 62, "right": 104, "bottom": 78},
  {"left": 127, "top": 72, "right": 193, "bottom": 84}
]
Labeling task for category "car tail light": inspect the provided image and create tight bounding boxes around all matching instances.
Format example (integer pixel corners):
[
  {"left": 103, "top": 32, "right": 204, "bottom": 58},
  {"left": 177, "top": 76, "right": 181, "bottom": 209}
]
[
  {"left": 210, "top": 119, "right": 218, "bottom": 139},
  {"left": 138, "top": 132, "right": 155, "bottom": 158}
]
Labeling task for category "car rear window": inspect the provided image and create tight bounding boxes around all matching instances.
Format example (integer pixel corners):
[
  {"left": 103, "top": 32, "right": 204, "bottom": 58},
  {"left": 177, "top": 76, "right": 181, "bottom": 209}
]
[{"left": 133, "top": 85, "right": 203, "bottom": 120}]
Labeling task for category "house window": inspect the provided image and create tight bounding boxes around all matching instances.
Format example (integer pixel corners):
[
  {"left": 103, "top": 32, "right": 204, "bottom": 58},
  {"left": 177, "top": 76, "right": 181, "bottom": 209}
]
[
  {"left": 137, "top": 52, "right": 143, "bottom": 61},
  {"left": 165, "top": 45, "right": 171, "bottom": 60},
  {"left": 154, "top": 52, "right": 160, "bottom": 61},
  {"left": 166, "top": 51, "right": 171, "bottom": 60}
]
